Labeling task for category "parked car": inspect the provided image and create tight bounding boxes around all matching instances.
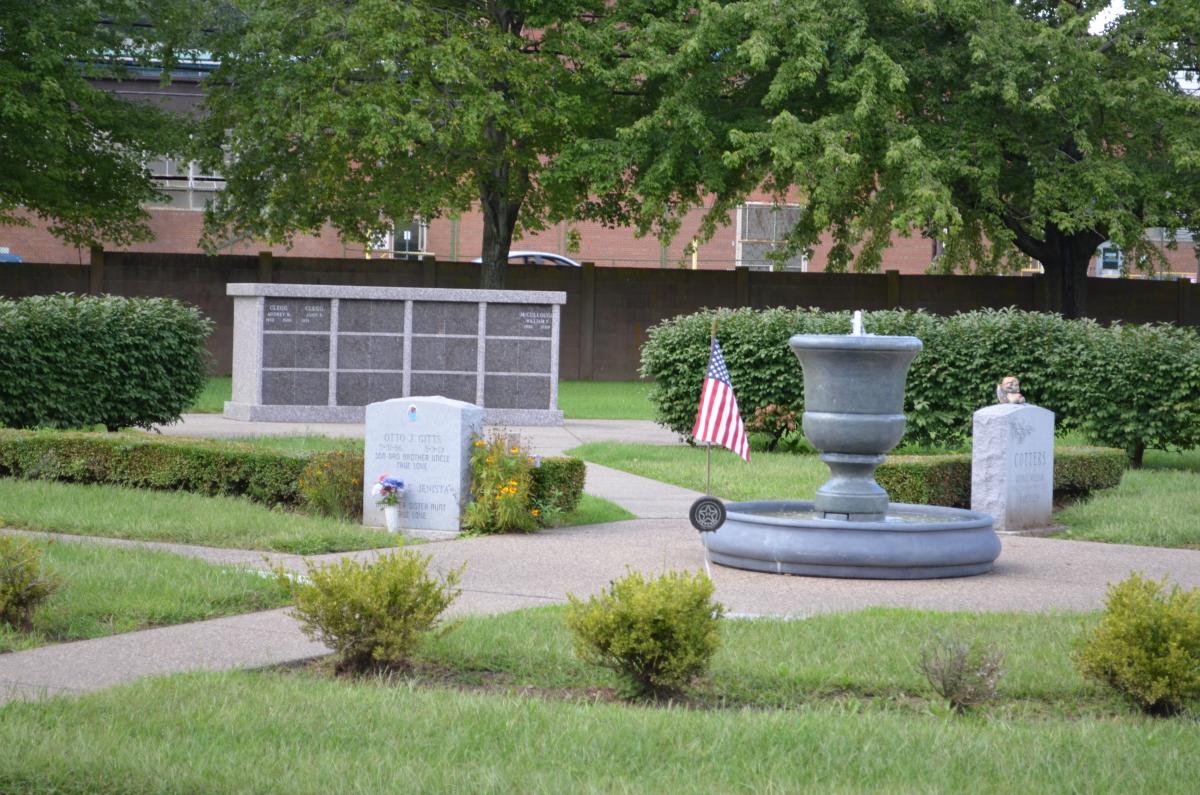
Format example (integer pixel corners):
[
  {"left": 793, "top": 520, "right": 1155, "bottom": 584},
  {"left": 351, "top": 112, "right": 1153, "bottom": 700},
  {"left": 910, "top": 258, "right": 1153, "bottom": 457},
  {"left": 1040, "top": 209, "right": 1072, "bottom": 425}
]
[
  {"left": 471, "top": 250, "right": 582, "bottom": 267},
  {"left": 0, "top": 248, "right": 22, "bottom": 263}
]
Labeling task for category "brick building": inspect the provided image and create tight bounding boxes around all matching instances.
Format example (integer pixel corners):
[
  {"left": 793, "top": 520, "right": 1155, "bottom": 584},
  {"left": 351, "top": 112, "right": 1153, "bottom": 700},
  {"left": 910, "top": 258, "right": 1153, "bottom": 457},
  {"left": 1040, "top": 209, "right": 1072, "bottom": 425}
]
[{"left": 3, "top": 73, "right": 1195, "bottom": 280}]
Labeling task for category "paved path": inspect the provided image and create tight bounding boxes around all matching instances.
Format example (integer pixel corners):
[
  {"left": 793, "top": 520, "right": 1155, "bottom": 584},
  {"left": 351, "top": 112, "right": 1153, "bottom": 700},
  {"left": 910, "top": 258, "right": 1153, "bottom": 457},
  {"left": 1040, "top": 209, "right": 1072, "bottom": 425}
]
[
  {"left": 4, "top": 519, "right": 1200, "bottom": 705},
  {"left": 3, "top": 414, "right": 1199, "bottom": 706}
]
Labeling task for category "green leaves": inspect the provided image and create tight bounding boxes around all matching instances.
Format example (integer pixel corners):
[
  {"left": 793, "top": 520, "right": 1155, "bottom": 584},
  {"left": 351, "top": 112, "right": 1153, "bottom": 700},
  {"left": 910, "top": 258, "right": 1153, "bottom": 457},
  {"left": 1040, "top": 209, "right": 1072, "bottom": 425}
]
[
  {"left": 198, "top": 0, "right": 625, "bottom": 284},
  {"left": 641, "top": 307, "right": 1200, "bottom": 457},
  {"left": 0, "top": 0, "right": 206, "bottom": 247},
  {"left": 0, "top": 295, "right": 212, "bottom": 431}
]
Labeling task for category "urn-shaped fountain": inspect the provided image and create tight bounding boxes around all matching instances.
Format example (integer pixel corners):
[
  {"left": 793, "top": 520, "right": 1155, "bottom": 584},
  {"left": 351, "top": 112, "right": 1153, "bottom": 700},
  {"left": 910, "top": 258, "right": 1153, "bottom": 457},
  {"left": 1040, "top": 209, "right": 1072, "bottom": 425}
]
[
  {"left": 790, "top": 333, "right": 922, "bottom": 520},
  {"left": 703, "top": 317, "right": 1001, "bottom": 580}
]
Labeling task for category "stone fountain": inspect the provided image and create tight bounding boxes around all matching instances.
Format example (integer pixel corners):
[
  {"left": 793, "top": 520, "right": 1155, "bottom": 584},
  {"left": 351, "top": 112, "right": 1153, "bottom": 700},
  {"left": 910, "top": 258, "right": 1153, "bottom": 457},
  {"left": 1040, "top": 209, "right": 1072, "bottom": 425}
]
[{"left": 702, "top": 315, "right": 1001, "bottom": 579}]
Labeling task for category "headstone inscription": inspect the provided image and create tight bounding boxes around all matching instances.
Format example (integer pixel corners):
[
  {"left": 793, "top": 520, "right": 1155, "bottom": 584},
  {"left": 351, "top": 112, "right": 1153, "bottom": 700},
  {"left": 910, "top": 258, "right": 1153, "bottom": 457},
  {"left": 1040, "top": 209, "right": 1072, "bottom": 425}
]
[
  {"left": 363, "top": 396, "right": 484, "bottom": 537},
  {"left": 971, "top": 402, "right": 1055, "bottom": 532}
]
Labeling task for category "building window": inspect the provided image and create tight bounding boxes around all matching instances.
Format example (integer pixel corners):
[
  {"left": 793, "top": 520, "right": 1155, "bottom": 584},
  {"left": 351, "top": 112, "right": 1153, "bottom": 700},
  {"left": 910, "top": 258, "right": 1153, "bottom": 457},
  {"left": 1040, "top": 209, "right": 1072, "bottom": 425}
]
[
  {"left": 735, "top": 203, "right": 806, "bottom": 271},
  {"left": 369, "top": 219, "right": 427, "bottom": 260},
  {"left": 1095, "top": 242, "right": 1123, "bottom": 277},
  {"left": 145, "top": 156, "right": 225, "bottom": 211}
]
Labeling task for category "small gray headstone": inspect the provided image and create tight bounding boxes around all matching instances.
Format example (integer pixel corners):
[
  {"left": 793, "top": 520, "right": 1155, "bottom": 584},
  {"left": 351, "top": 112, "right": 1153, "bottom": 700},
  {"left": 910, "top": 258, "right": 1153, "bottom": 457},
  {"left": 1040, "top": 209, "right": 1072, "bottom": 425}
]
[
  {"left": 363, "top": 396, "right": 483, "bottom": 537},
  {"left": 971, "top": 403, "right": 1055, "bottom": 532}
]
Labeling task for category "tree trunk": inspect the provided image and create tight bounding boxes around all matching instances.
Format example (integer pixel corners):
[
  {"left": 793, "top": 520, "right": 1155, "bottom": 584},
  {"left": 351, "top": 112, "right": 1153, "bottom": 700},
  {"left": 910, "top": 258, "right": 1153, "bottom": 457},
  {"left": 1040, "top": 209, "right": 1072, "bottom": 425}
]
[
  {"left": 1128, "top": 441, "right": 1146, "bottom": 469},
  {"left": 479, "top": 190, "right": 522, "bottom": 290},
  {"left": 1028, "top": 228, "right": 1103, "bottom": 319}
]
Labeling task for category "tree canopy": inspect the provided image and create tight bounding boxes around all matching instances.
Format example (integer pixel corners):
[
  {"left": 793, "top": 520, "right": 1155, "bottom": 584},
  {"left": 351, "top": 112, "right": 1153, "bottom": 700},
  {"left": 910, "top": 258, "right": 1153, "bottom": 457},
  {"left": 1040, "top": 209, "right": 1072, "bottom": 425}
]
[
  {"left": 197, "top": 0, "right": 626, "bottom": 288},
  {"left": 571, "top": 0, "right": 1200, "bottom": 317},
  {"left": 0, "top": 1, "right": 199, "bottom": 248}
]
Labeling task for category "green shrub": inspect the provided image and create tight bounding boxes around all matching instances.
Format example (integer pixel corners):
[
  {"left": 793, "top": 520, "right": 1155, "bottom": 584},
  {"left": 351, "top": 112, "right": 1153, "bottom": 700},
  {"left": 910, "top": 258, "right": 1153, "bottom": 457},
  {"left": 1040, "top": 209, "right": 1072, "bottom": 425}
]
[
  {"left": 299, "top": 450, "right": 363, "bottom": 522},
  {"left": 0, "top": 537, "right": 62, "bottom": 632},
  {"left": 916, "top": 633, "right": 1005, "bottom": 712},
  {"left": 279, "top": 550, "right": 463, "bottom": 673},
  {"left": 0, "top": 430, "right": 306, "bottom": 508},
  {"left": 530, "top": 456, "right": 586, "bottom": 516},
  {"left": 877, "top": 455, "right": 973, "bottom": 507},
  {"left": 565, "top": 570, "right": 724, "bottom": 697},
  {"left": 1074, "top": 323, "right": 1200, "bottom": 466},
  {"left": 639, "top": 307, "right": 1194, "bottom": 455},
  {"left": 0, "top": 294, "right": 212, "bottom": 431},
  {"left": 1074, "top": 574, "right": 1200, "bottom": 717},
  {"left": 1051, "top": 447, "right": 1130, "bottom": 499},
  {"left": 878, "top": 447, "right": 1127, "bottom": 508}
]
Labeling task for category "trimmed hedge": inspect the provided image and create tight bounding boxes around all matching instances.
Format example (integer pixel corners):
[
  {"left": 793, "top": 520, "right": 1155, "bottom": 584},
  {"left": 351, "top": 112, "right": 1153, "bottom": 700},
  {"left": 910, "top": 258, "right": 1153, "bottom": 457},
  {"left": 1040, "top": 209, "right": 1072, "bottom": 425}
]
[
  {"left": 640, "top": 307, "right": 1200, "bottom": 463},
  {"left": 0, "top": 431, "right": 589, "bottom": 524},
  {"left": 878, "top": 446, "right": 1128, "bottom": 508},
  {"left": 0, "top": 431, "right": 306, "bottom": 508},
  {"left": 531, "top": 456, "right": 587, "bottom": 514},
  {"left": 0, "top": 294, "right": 212, "bottom": 432}
]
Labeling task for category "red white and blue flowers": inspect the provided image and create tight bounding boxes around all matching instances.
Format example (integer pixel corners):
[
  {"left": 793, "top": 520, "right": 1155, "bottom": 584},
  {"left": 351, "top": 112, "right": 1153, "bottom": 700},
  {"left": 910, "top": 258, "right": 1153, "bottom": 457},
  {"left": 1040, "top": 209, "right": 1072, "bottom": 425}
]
[{"left": 371, "top": 475, "right": 405, "bottom": 507}]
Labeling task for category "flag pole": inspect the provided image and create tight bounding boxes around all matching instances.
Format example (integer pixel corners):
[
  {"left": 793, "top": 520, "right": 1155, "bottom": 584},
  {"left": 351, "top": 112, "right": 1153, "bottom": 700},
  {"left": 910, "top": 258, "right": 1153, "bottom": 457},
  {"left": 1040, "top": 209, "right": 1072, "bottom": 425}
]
[{"left": 706, "top": 316, "right": 717, "bottom": 496}]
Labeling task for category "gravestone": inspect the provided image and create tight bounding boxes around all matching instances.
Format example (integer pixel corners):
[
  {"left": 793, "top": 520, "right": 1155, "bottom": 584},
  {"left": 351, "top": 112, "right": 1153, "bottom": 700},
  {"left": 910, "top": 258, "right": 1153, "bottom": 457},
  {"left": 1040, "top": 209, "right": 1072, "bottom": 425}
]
[
  {"left": 971, "top": 403, "right": 1055, "bottom": 532},
  {"left": 363, "top": 396, "right": 484, "bottom": 538}
]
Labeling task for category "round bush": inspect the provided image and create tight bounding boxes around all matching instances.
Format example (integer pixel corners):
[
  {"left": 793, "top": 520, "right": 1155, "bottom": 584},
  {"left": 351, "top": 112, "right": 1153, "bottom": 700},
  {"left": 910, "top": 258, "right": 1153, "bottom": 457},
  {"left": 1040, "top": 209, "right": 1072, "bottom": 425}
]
[
  {"left": 1074, "top": 574, "right": 1200, "bottom": 716},
  {"left": 565, "top": 569, "right": 724, "bottom": 697},
  {"left": 280, "top": 550, "right": 463, "bottom": 673},
  {"left": 0, "top": 294, "right": 212, "bottom": 431}
]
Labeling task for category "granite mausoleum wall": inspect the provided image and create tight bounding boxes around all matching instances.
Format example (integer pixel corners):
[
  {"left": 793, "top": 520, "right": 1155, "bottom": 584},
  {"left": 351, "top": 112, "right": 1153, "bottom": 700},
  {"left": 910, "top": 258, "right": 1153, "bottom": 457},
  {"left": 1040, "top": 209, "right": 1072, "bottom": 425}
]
[{"left": 226, "top": 283, "right": 565, "bottom": 425}]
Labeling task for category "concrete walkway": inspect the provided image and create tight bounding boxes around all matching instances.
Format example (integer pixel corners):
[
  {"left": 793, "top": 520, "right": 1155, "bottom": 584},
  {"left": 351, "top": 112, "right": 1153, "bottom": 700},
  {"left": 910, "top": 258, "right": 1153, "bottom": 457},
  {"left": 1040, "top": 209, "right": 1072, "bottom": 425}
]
[
  {"left": 3, "top": 414, "right": 1199, "bottom": 705},
  {"left": 5, "top": 519, "right": 1200, "bottom": 705}
]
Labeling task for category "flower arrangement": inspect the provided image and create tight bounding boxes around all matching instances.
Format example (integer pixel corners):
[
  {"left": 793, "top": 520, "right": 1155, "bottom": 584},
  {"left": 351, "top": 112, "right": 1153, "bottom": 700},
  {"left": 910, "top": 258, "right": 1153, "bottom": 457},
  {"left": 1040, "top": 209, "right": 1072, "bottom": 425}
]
[{"left": 371, "top": 475, "right": 406, "bottom": 507}]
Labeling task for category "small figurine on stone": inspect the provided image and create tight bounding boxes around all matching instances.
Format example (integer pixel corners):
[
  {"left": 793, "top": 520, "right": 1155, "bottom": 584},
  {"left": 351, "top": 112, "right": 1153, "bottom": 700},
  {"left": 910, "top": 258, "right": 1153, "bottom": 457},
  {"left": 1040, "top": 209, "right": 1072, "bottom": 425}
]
[{"left": 995, "top": 376, "right": 1026, "bottom": 404}]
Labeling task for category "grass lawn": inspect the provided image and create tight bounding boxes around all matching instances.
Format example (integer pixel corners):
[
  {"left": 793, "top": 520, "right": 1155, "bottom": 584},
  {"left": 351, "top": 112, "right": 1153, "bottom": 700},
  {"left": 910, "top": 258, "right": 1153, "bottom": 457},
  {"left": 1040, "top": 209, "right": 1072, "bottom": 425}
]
[
  {"left": 187, "top": 378, "right": 656, "bottom": 420},
  {"left": 1055, "top": 468, "right": 1200, "bottom": 548},
  {"left": 0, "top": 539, "right": 289, "bottom": 654},
  {"left": 556, "top": 380, "right": 655, "bottom": 420},
  {"left": 189, "top": 376, "right": 232, "bottom": 414},
  {"left": 559, "top": 494, "right": 635, "bottom": 525},
  {"left": 2, "top": 607, "right": 1195, "bottom": 793},
  {"left": 568, "top": 441, "right": 827, "bottom": 501},
  {"left": 0, "top": 479, "right": 399, "bottom": 555}
]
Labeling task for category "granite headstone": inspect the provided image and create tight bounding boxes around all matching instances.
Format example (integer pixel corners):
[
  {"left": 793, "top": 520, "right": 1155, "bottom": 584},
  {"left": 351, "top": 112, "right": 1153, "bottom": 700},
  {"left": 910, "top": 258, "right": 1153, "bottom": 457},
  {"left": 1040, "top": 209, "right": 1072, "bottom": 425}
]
[
  {"left": 363, "top": 396, "right": 484, "bottom": 537},
  {"left": 971, "top": 403, "right": 1055, "bottom": 532}
]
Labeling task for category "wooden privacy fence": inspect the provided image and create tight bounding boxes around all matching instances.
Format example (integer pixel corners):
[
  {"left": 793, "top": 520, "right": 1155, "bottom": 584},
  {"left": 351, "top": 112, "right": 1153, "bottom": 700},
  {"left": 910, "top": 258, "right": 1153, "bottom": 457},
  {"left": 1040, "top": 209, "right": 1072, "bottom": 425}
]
[{"left": 2, "top": 251, "right": 1196, "bottom": 380}]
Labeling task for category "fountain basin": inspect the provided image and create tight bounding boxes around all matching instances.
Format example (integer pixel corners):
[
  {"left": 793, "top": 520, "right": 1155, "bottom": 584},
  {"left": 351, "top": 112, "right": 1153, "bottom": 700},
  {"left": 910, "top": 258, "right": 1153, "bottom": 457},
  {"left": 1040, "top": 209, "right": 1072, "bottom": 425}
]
[{"left": 704, "top": 500, "right": 1001, "bottom": 579}]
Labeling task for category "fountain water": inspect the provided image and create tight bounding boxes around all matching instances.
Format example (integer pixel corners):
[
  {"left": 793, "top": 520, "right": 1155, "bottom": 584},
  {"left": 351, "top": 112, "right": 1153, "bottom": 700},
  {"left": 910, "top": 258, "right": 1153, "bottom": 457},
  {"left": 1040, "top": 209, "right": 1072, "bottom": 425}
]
[{"left": 703, "top": 313, "right": 1001, "bottom": 579}]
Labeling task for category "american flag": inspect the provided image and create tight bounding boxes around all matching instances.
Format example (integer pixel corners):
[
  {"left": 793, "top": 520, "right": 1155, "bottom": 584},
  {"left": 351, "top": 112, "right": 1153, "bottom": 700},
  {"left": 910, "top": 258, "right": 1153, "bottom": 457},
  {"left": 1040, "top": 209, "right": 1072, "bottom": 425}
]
[{"left": 692, "top": 338, "right": 750, "bottom": 462}]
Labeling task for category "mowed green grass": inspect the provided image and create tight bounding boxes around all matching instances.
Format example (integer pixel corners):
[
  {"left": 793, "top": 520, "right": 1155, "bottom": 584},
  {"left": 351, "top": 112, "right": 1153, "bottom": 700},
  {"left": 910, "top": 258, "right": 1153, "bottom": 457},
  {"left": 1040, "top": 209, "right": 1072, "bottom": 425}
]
[
  {"left": 568, "top": 442, "right": 827, "bottom": 501},
  {"left": 187, "top": 378, "right": 655, "bottom": 420},
  {"left": 0, "top": 479, "right": 399, "bottom": 555},
  {"left": 189, "top": 376, "right": 232, "bottom": 414},
  {"left": 419, "top": 606, "right": 1105, "bottom": 707},
  {"left": 2, "top": 607, "right": 1196, "bottom": 793},
  {"left": 0, "top": 538, "right": 289, "bottom": 654},
  {"left": 556, "top": 380, "right": 655, "bottom": 420}
]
